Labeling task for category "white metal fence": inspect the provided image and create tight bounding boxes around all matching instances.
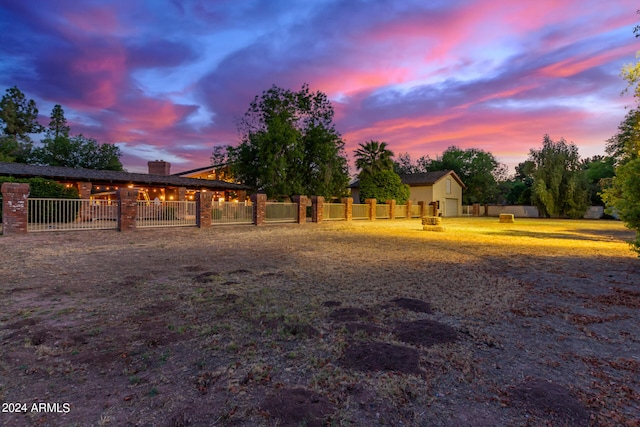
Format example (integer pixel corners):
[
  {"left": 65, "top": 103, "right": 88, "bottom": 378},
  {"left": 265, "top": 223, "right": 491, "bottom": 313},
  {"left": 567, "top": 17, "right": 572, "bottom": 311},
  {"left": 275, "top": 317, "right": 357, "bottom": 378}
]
[
  {"left": 136, "top": 200, "right": 197, "bottom": 228},
  {"left": 212, "top": 201, "right": 253, "bottom": 225},
  {"left": 27, "top": 198, "right": 119, "bottom": 232},
  {"left": 394, "top": 204, "right": 407, "bottom": 218},
  {"left": 265, "top": 202, "right": 298, "bottom": 223},
  {"left": 462, "top": 205, "right": 474, "bottom": 216},
  {"left": 411, "top": 205, "right": 421, "bottom": 218},
  {"left": 323, "top": 203, "right": 346, "bottom": 221}
]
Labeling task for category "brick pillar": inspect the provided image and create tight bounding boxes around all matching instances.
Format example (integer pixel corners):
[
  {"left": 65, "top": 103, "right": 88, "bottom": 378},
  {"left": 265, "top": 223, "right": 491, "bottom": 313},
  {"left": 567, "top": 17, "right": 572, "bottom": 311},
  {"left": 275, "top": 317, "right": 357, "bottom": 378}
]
[
  {"left": 365, "top": 198, "right": 376, "bottom": 221},
  {"left": 311, "top": 196, "right": 324, "bottom": 223},
  {"left": 386, "top": 200, "right": 396, "bottom": 220},
  {"left": 342, "top": 197, "right": 353, "bottom": 221},
  {"left": 418, "top": 201, "right": 427, "bottom": 217},
  {"left": 292, "top": 195, "right": 307, "bottom": 224},
  {"left": 406, "top": 200, "right": 412, "bottom": 219},
  {"left": 196, "top": 191, "right": 213, "bottom": 228},
  {"left": 472, "top": 203, "right": 480, "bottom": 216},
  {"left": 251, "top": 193, "right": 266, "bottom": 226},
  {"left": 1, "top": 182, "right": 30, "bottom": 235},
  {"left": 117, "top": 188, "right": 139, "bottom": 232}
]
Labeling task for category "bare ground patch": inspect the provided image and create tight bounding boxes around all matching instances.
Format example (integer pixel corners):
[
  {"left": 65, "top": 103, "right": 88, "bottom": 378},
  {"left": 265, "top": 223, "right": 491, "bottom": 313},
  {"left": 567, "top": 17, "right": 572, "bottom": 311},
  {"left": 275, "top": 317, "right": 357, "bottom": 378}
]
[{"left": 0, "top": 218, "right": 638, "bottom": 426}]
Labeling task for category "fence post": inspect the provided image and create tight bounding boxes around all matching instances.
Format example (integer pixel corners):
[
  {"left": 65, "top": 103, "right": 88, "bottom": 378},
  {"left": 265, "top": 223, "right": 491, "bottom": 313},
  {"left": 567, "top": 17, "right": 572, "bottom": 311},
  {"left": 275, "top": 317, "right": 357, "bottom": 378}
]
[
  {"left": 406, "top": 200, "right": 412, "bottom": 219},
  {"left": 251, "top": 193, "right": 266, "bottom": 226},
  {"left": 365, "top": 198, "right": 376, "bottom": 221},
  {"left": 311, "top": 196, "right": 324, "bottom": 223},
  {"left": 292, "top": 195, "right": 307, "bottom": 224},
  {"left": 1, "top": 182, "right": 30, "bottom": 235},
  {"left": 386, "top": 199, "right": 396, "bottom": 220},
  {"left": 196, "top": 191, "right": 213, "bottom": 228},
  {"left": 117, "top": 188, "right": 139, "bottom": 232},
  {"left": 418, "top": 201, "right": 427, "bottom": 217},
  {"left": 342, "top": 197, "right": 353, "bottom": 221}
]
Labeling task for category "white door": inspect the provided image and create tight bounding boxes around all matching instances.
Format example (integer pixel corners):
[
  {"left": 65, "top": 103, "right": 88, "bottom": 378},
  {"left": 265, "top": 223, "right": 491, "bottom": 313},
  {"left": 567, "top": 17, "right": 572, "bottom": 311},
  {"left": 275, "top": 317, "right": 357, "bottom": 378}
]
[{"left": 445, "top": 198, "right": 458, "bottom": 217}]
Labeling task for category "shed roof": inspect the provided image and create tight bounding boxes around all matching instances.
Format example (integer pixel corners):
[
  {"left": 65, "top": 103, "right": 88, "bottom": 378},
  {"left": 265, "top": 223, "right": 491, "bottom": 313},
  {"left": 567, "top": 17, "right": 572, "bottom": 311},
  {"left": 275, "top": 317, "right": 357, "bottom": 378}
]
[{"left": 0, "top": 162, "right": 249, "bottom": 191}]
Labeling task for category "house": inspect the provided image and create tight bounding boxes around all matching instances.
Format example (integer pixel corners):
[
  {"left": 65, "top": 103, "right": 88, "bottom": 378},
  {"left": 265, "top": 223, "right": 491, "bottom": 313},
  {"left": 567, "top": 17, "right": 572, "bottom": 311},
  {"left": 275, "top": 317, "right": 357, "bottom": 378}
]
[
  {"left": 0, "top": 160, "right": 249, "bottom": 202},
  {"left": 350, "top": 170, "right": 466, "bottom": 217}
]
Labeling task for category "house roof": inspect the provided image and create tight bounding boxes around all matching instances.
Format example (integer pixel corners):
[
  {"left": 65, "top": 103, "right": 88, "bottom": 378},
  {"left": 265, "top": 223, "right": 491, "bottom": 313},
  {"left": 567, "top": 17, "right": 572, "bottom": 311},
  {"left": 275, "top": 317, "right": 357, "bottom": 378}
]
[
  {"left": 0, "top": 162, "right": 249, "bottom": 191},
  {"left": 172, "top": 163, "right": 228, "bottom": 176},
  {"left": 350, "top": 170, "right": 466, "bottom": 189},
  {"left": 399, "top": 170, "right": 466, "bottom": 188}
]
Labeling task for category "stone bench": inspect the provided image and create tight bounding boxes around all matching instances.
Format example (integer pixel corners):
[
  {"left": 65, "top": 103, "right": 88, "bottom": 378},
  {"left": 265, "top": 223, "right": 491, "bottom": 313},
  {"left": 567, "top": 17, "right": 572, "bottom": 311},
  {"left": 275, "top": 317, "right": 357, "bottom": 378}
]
[{"left": 499, "top": 213, "right": 514, "bottom": 223}]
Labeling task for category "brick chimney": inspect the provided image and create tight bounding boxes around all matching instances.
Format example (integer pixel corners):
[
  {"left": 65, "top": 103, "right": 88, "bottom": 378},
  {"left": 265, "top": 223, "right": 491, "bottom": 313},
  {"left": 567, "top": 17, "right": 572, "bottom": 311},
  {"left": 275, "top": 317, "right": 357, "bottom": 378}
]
[{"left": 148, "top": 160, "right": 171, "bottom": 176}]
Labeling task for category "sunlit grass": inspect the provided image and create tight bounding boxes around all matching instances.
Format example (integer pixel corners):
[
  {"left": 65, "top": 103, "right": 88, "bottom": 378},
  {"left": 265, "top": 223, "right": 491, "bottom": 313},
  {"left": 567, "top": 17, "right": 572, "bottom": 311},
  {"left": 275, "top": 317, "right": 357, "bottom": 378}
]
[{"left": 328, "top": 217, "right": 637, "bottom": 259}]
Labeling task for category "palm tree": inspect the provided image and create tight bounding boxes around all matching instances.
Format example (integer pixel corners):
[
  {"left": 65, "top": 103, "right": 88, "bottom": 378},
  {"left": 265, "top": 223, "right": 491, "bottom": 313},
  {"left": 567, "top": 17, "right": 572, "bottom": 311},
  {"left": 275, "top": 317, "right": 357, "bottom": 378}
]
[{"left": 354, "top": 140, "right": 394, "bottom": 178}]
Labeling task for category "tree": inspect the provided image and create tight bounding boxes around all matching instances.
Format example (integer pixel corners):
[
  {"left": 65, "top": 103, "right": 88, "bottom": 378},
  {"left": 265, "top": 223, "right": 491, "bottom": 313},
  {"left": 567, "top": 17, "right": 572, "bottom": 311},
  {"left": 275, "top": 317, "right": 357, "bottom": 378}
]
[
  {"left": 582, "top": 155, "right": 615, "bottom": 206},
  {"left": 527, "top": 135, "right": 589, "bottom": 218},
  {"left": 499, "top": 160, "right": 535, "bottom": 205},
  {"left": 421, "top": 146, "right": 506, "bottom": 204},
  {"left": 354, "top": 141, "right": 394, "bottom": 178},
  {"left": 358, "top": 169, "right": 410, "bottom": 204},
  {"left": 48, "top": 104, "right": 70, "bottom": 139},
  {"left": 211, "top": 144, "right": 230, "bottom": 166},
  {"left": 601, "top": 26, "right": 640, "bottom": 252},
  {"left": 0, "top": 86, "right": 43, "bottom": 162},
  {"left": 606, "top": 109, "right": 639, "bottom": 165},
  {"left": 229, "top": 84, "right": 349, "bottom": 199},
  {"left": 393, "top": 152, "right": 431, "bottom": 175},
  {"left": 29, "top": 105, "right": 123, "bottom": 170}
]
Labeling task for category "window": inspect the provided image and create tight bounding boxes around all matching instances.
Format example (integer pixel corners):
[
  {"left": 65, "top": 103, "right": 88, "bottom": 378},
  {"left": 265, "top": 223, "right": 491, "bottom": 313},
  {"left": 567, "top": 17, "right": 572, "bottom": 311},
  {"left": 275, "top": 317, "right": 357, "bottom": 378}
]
[{"left": 446, "top": 178, "right": 451, "bottom": 194}]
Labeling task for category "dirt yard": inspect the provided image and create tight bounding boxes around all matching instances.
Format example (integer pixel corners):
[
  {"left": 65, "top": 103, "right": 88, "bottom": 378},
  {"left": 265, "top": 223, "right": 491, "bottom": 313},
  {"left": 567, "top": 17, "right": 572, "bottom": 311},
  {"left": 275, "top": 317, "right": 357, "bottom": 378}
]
[{"left": 0, "top": 218, "right": 639, "bottom": 426}]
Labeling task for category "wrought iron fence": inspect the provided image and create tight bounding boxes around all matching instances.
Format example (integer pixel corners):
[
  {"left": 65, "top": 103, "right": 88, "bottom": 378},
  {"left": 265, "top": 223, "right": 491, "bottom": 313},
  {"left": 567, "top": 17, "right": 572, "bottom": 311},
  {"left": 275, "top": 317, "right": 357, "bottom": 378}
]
[
  {"left": 352, "top": 204, "right": 369, "bottom": 220},
  {"left": 212, "top": 201, "right": 253, "bottom": 225},
  {"left": 136, "top": 200, "right": 197, "bottom": 228},
  {"left": 323, "top": 203, "right": 345, "bottom": 221},
  {"left": 376, "top": 204, "right": 390, "bottom": 219},
  {"left": 265, "top": 202, "right": 298, "bottom": 223},
  {"left": 27, "top": 198, "right": 119, "bottom": 232}
]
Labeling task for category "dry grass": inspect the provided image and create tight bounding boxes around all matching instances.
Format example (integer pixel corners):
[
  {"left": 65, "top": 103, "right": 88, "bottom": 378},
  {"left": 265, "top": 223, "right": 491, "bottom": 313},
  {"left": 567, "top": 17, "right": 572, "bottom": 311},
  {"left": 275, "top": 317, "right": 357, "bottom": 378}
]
[{"left": 0, "top": 218, "right": 638, "bottom": 426}]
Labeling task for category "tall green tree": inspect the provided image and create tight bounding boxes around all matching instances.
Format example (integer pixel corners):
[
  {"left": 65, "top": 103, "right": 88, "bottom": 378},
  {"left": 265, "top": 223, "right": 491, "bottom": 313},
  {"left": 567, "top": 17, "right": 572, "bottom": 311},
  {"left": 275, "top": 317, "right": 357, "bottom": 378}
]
[
  {"left": 229, "top": 84, "right": 349, "bottom": 199},
  {"left": 582, "top": 155, "right": 615, "bottom": 206},
  {"left": 0, "top": 86, "right": 43, "bottom": 162},
  {"left": 602, "top": 30, "right": 640, "bottom": 252},
  {"left": 421, "top": 146, "right": 506, "bottom": 204},
  {"left": 354, "top": 140, "right": 394, "bottom": 178},
  {"left": 30, "top": 104, "right": 123, "bottom": 170},
  {"left": 528, "top": 135, "right": 589, "bottom": 218}
]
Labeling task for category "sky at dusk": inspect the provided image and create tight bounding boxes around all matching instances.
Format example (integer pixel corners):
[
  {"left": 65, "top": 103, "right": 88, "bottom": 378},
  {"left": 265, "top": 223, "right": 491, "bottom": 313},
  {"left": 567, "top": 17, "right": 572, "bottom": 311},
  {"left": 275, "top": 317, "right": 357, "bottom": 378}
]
[{"left": 1, "top": 0, "right": 638, "bottom": 175}]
